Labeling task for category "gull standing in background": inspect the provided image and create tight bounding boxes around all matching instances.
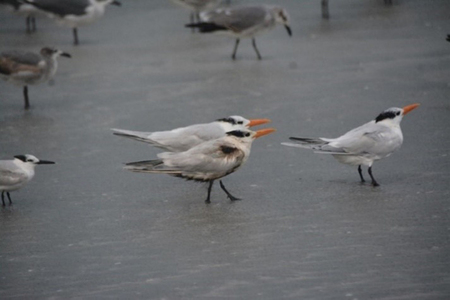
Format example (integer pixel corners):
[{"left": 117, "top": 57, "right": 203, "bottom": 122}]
[
  {"left": 0, "top": 155, "right": 55, "bottom": 206},
  {"left": 125, "top": 128, "right": 276, "bottom": 203},
  {"left": 0, "top": 47, "right": 71, "bottom": 109},
  {"left": 0, "top": 0, "right": 42, "bottom": 32},
  {"left": 23, "top": 0, "right": 121, "bottom": 45},
  {"left": 282, "top": 104, "right": 420, "bottom": 186},
  {"left": 169, "top": 0, "right": 221, "bottom": 31},
  {"left": 185, "top": 5, "right": 292, "bottom": 60},
  {"left": 112, "top": 116, "right": 271, "bottom": 152}
]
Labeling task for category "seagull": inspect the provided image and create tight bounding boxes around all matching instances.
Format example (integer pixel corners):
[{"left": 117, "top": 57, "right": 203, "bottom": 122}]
[
  {"left": 282, "top": 104, "right": 420, "bottom": 186},
  {"left": 0, "top": 47, "right": 71, "bottom": 109},
  {"left": 23, "top": 0, "right": 121, "bottom": 45},
  {"left": 0, "top": 154, "right": 55, "bottom": 206},
  {"left": 169, "top": 0, "right": 221, "bottom": 31},
  {"left": 185, "top": 4, "right": 292, "bottom": 60},
  {"left": 125, "top": 128, "right": 276, "bottom": 203},
  {"left": 0, "top": 0, "right": 42, "bottom": 32},
  {"left": 112, "top": 116, "right": 271, "bottom": 152}
]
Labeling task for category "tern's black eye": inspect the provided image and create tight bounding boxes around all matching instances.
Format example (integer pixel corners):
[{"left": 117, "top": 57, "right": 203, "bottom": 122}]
[
  {"left": 245, "top": 133, "right": 250, "bottom": 137},
  {"left": 396, "top": 112, "right": 401, "bottom": 116},
  {"left": 27, "top": 159, "right": 33, "bottom": 162},
  {"left": 238, "top": 121, "right": 243, "bottom": 125}
]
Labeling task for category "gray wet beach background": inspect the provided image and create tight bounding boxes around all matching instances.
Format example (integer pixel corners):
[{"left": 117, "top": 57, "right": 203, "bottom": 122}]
[{"left": 1, "top": 0, "right": 450, "bottom": 299}]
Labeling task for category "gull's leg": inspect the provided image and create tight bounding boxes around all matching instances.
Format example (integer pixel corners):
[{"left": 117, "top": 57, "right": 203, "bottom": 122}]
[
  {"left": 205, "top": 180, "right": 214, "bottom": 204},
  {"left": 7, "top": 192, "right": 12, "bottom": 205},
  {"left": 23, "top": 86, "right": 30, "bottom": 109},
  {"left": 232, "top": 38, "right": 240, "bottom": 60},
  {"left": 73, "top": 28, "right": 79, "bottom": 45},
  {"left": 31, "top": 16, "right": 36, "bottom": 32},
  {"left": 219, "top": 180, "right": 241, "bottom": 201},
  {"left": 1, "top": 191, "right": 5, "bottom": 206},
  {"left": 358, "top": 165, "right": 365, "bottom": 183},
  {"left": 26, "top": 16, "right": 31, "bottom": 33},
  {"left": 368, "top": 166, "right": 380, "bottom": 187},
  {"left": 252, "top": 38, "right": 262, "bottom": 60},
  {"left": 321, "top": 0, "right": 329, "bottom": 19}
]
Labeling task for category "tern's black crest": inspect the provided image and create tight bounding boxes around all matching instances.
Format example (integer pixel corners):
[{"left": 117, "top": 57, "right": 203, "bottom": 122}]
[
  {"left": 217, "top": 117, "right": 237, "bottom": 125},
  {"left": 226, "top": 130, "right": 250, "bottom": 138},
  {"left": 14, "top": 155, "right": 27, "bottom": 162},
  {"left": 375, "top": 111, "right": 399, "bottom": 123}
]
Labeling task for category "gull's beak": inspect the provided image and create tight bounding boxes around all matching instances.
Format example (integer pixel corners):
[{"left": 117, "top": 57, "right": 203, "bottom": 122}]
[
  {"left": 37, "top": 160, "right": 55, "bottom": 165},
  {"left": 255, "top": 128, "right": 276, "bottom": 139},
  {"left": 60, "top": 52, "right": 71, "bottom": 58},
  {"left": 248, "top": 119, "right": 271, "bottom": 128},
  {"left": 285, "top": 25, "right": 292, "bottom": 37},
  {"left": 402, "top": 103, "right": 420, "bottom": 115},
  {"left": 112, "top": 0, "right": 121, "bottom": 6}
]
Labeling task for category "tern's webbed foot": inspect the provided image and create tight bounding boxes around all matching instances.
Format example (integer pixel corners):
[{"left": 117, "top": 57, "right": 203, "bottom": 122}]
[
  {"left": 368, "top": 167, "right": 380, "bottom": 187},
  {"left": 219, "top": 180, "right": 241, "bottom": 201}
]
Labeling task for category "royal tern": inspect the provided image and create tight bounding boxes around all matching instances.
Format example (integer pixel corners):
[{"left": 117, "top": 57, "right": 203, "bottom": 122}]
[
  {"left": 169, "top": 0, "right": 221, "bottom": 31},
  {"left": 23, "top": 0, "right": 121, "bottom": 45},
  {"left": 185, "top": 5, "right": 292, "bottom": 60},
  {"left": 0, "top": 47, "right": 71, "bottom": 109},
  {"left": 125, "top": 128, "right": 276, "bottom": 203},
  {"left": 0, "top": 154, "right": 55, "bottom": 206},
  {"left": 0, "top": 0, "right": 42, "bottom": 32},
  {"left": 282, "top": 104, "right": 420, "bottom": 186},
  {"left": 112, "top": 116, "right": 271, "bottom": 152}
]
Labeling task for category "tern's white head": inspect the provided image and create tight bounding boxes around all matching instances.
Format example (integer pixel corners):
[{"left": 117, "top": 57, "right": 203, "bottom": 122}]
[
  {"left": 271, "top": 6, "right": 292, "bottom": 36},
  {"left": 216, "top": 116, "right": 271, "bottom": 131},
  {"left": 14, "top": 154, "right": 55, "bottom": 166},
  {"left": 375, "top": 103, "right": 420, "bottom": 126}
]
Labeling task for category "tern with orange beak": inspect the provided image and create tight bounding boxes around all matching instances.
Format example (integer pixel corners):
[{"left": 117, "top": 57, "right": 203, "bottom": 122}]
[
  {"left": 125, "top": 128, "right": 276, "bottom": 203},
  {"left": 112, "top": 115, "right": 271, "bottom": 152},
  {"left": 282, "top": 104, "right": 420, "bottom": 186}
]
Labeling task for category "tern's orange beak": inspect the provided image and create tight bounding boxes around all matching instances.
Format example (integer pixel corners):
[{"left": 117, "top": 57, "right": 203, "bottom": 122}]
[
  {"left": 254, "top": 128, "right": 276, "bottom": 139},
  {"left": 248, "top": 119, "right": 271, "bottom": 127},
  {"left": 402, "top": 103, "right": 420, "bottom": 115}
]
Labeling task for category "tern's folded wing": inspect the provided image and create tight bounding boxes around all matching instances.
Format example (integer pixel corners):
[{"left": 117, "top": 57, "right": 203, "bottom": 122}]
[{"left": 0, "top": 163, "right": 27, "bottom": 186}]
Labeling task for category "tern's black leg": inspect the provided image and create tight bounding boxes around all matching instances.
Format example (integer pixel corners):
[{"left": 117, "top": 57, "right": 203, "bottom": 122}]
[
  {"left": 219, "top": 180, "right": 241, "bottom": 201},
  {"left": 31, "top": 16, "right": 36, "bottom": 32},
  {"left": 321, "top": 0, "right": 329, "bottom": 19},
  {"left": 73, "top": 28, "right": 79, "bottom": 45},
  {"left": 1, "top": 191, "right": 5, "bottom": 206},
  {"left": 358, "top": 165, "right": 365, "bottom": 183},
  {"left": 205, "top": 180, "right": 214, "bottom": 204},
  {"left": 232, "top": 38, "right": 240, "bottom": 60},
  {"left": 252, "top": 38, "right": 262, "bottom": 60},
  {"left": 23, "top": 86, "right": 30, "bottom": 109},
  {"left": 7, "top": 192, "right": 12, "bottom": 205},
  {"left": 368, "top": 166, "right": 380, "bottom": 187}
]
